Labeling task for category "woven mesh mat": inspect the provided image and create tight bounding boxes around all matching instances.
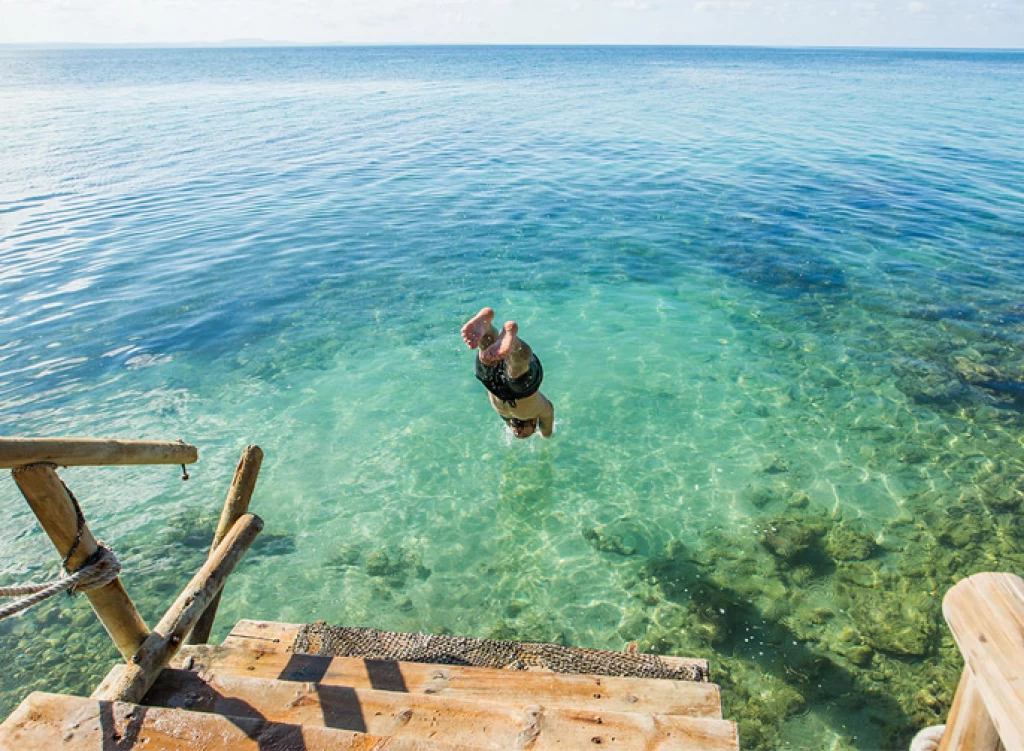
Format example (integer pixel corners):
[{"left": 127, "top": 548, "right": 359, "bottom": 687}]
[{"left": 293, "top": 622, "right": 706, "bottom": 682}]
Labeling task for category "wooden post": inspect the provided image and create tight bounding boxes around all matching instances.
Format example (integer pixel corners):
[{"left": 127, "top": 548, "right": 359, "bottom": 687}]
[
  {"left": 937, "top": 670, "right": 1003, "bottom": 751},
  {"left": 940, "top": 572, "right": 1024, "bottom": 751},
  {"left": 12, "top": 464, "right": 149, "bottom": 660},
  {"left": 92, "top": 513, "right": 264, "bottom": 704},
  {"left": 187, "top": 445, "right": 263, "bottom": 645},
  {"left": 0, "top": 438, "right": 198, "bottom": 469}
]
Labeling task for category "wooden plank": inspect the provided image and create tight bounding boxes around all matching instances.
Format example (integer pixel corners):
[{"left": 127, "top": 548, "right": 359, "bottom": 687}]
[
  {"left": 659, "top": 655, "right": 707, "bottom": 674},
  {"left": 13, "top": 464, "right": 149, "bottom": 660},
  {"left": 937, "top": 669, "right": 1001, "bottom": 751},
  {"left": 189, "top": 445, "right": 264, "bottom": 645},
  {"left": 144, "top": 668, "right": 739, "bottom": 750},
  {"left": 0, "top": 437, "right": 197, "bottom": 469},
  {"left": 942, "top": 572, "right": 1024, "bottom": 751},
  {"left": 174, "top": 644, "right": 723, "bottom": 718},
  {"left": 223, "top": 618, "right": 301, "bottom": 650},
  {"left": 92, "top": 514, "right": 263, "bottom": 704},
  {"left": 0, "top": 692, "right": 476, "bottom": 751},
  {"left": 225, "top": 619, "right": 711, "bottom": 679}
]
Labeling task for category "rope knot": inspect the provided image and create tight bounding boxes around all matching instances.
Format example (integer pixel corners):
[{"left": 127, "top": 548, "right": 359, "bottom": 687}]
[
  {"left": 65, "top": 544, "right": 121, "bottom": 595},
  {"left": 0, "top": 544, "right": 122, "bottom": 620}
]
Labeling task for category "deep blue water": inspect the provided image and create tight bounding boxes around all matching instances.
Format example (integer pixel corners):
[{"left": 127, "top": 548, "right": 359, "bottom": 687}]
[{"left": 1, "top": 46, "right": 1022, "bottom": 749}]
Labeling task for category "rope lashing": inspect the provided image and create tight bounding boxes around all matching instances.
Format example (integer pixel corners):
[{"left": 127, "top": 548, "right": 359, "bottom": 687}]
[
  {"left": 0, "top": 545, "right": 121, "bottom": 621},
  {"left": 0, "top": 466, "right": 149, "bottom": 622},
  {"left": 60, "top": 479, "right": 87, "bottom": 570}
]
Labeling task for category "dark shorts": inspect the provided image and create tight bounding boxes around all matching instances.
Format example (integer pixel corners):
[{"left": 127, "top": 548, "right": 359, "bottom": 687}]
[{"left": 475, "top": 354, "right": 543, "bottom": 407}]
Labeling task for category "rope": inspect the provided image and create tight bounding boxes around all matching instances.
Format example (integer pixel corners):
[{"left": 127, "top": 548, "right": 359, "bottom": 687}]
[
  {"left": 0, "top": 545, "right": 121, "bottom": 621},
  {"left": 60, "top": 480, "right": 87, "bottom": 569},
  {"left": 910, "top": 726, "right": 946, "bottom": 751}
]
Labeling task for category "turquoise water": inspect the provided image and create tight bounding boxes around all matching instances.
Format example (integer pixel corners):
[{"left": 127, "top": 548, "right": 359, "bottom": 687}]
[{"left": 1, "top": 46, "right": 1023, "bottom": 748}]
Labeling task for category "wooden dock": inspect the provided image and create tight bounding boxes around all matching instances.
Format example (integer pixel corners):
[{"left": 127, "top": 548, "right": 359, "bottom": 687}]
[{"left": 0, "top": 618, "right": 740, "bottom": 750}]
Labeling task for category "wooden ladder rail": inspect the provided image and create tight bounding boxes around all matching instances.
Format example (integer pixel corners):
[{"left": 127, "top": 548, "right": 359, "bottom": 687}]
[
  {"left": 0, "top": 437, "right": 199, "bottom": 471},
  {"left": 92, "top": 512, "right": 263, "bottom": 703},
  {"left": 187, "top": 444, "right": 263, "bottom": 645},
  {"left": 1, "top": 437, "right": 260, "bottom": 668},
  {"left": 2, "top": 438, "right": 199, "bottom": 660},
  {"left": 938, "top": 572, "right": 1024, "bottom": 751}
]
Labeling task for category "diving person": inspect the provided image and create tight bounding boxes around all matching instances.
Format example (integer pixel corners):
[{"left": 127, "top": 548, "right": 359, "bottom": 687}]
[{"left": 461, "top": 307, "right": 555, "bottom": 439}]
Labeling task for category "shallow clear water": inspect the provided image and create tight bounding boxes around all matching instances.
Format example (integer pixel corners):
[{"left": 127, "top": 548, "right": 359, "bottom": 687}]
[{"left": 1, "top": 46, "right": 1022, "bottom": 749}]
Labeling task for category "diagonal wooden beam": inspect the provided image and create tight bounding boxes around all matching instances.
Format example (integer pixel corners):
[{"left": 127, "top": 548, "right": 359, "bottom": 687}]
[
  {"left": 187, "top": 445, "right": 263, "bottom": 645},
  {"left": 92, "top": 513, "right": 264, "bottom": 704}
]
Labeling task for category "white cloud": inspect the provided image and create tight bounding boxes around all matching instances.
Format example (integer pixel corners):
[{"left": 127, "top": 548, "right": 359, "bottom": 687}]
[
  {"left": 613, "top": 0, "right": 656, "bottom": 9},
  {"left": 908, "top": 1, "right": 927, "bottom": 12}
]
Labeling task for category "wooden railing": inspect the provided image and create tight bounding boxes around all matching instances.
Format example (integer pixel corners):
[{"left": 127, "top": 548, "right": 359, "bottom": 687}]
[
  {"left": 0, "top": 437, "right": 198, "bottom": 470},
  {"left": 938, "top": 572, "right": 1024, "bottom": 751},
  {"left": 0, "top": 437, "right": 263, "bottom": 702}
]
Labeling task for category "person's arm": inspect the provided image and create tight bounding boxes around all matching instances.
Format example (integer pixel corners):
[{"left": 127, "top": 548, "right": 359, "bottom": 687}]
[{"left": 538, "top": 398, "right": 555, "bottom": 438}]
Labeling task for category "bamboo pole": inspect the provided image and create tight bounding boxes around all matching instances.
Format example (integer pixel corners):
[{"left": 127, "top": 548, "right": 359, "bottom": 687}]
[
  {"left": 937, "top": 669, "right": 1003, "bottom": 751},
  {"left": 12, "top": 464, "right": 149, "bottom": 660},
  {"left": 0, "top": 438, "right": 197, "bottom": 469},
  {"left": 187, "top": 445, "right": 263, "bottom": 645},
  {"left": 91, "top": 513, "right": 264, "bottom": 704}
]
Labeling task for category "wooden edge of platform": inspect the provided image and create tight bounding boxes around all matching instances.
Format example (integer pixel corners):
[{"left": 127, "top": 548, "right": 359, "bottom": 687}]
[
  {"left": 172, "top": 644, "right": 725, "bottom": 719},
  {"left": 143, "top": 669, "right": 740, "bottom": 749},
  {"left": 0, "top": 691, "right": 483, "bottom": 751},
  {"left": 224, "top": 619, "right": 711, "bottom": 678}
]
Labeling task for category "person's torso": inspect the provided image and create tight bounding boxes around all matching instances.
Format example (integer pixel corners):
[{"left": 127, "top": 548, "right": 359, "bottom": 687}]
[{"left": 490, "top": 391, "right": 547, "bottom": 419}]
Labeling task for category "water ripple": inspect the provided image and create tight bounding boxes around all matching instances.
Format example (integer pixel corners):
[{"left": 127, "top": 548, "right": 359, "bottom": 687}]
[{"left": 0, "top": 46, "right": 1022, "bottom": 749}]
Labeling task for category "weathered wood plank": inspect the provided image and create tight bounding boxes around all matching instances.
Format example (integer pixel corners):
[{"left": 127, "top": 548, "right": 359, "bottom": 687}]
[
  {"left": 942, "top": 572, "right": 1024, "bottom": 751},
  {"left": 174, "top": 644, "right": 723, "bottom": 718},
  {"left": 0, "top": 692, "right": 476, "bottom": 750},
  {"left": 223, "top": 618, "right": 301, "bottom": 650},
  {"left": 0, "top": 437, "right": 197, "bottom": 469},
  {"left": 144, "top": 668, "right": 739, "bottom": 750}
]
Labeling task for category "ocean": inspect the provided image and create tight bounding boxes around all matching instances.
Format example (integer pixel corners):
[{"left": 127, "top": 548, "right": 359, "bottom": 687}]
[{"left": 0, "top": 45, "right": 1022, "bottom": 749}]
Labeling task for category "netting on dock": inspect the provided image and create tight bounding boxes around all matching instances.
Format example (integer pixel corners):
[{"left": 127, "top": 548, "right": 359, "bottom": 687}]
[{"left": 293, "top": 621, "right": 707, "bottom": 682}]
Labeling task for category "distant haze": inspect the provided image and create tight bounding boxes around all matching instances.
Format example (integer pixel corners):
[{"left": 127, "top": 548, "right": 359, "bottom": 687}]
[{"left": 1, "top": 0, "right": 1022, "bottom": 48}]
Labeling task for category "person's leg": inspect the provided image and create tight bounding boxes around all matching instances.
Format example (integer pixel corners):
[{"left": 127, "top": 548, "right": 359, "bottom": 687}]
[
  {"left": 463, "top": 308, "right": 535, "bottom": 378},
  {"left": 483, "top": 321, "right": 534, "bottom": 379},
  {"left": 462, "top": 307, "right": 499, "bottom": 352}
]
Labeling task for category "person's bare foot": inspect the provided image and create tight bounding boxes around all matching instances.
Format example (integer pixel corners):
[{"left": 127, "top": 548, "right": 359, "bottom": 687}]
[
  {"left": 481, "top": 321, "right": 518, "bottom": 363},
  {"left": 461, "top": 308, "right": 494, "bottom": 349}
]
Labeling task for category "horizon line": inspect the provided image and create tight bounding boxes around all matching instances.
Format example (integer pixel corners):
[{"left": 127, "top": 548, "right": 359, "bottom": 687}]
[{"left": 1, "top": 41, "right": 1023, "bottom": 52}]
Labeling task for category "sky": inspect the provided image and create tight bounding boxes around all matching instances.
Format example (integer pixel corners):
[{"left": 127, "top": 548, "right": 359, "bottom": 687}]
[{"left": 0, "top": 0, "right": 1022, "bottom": 48}]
